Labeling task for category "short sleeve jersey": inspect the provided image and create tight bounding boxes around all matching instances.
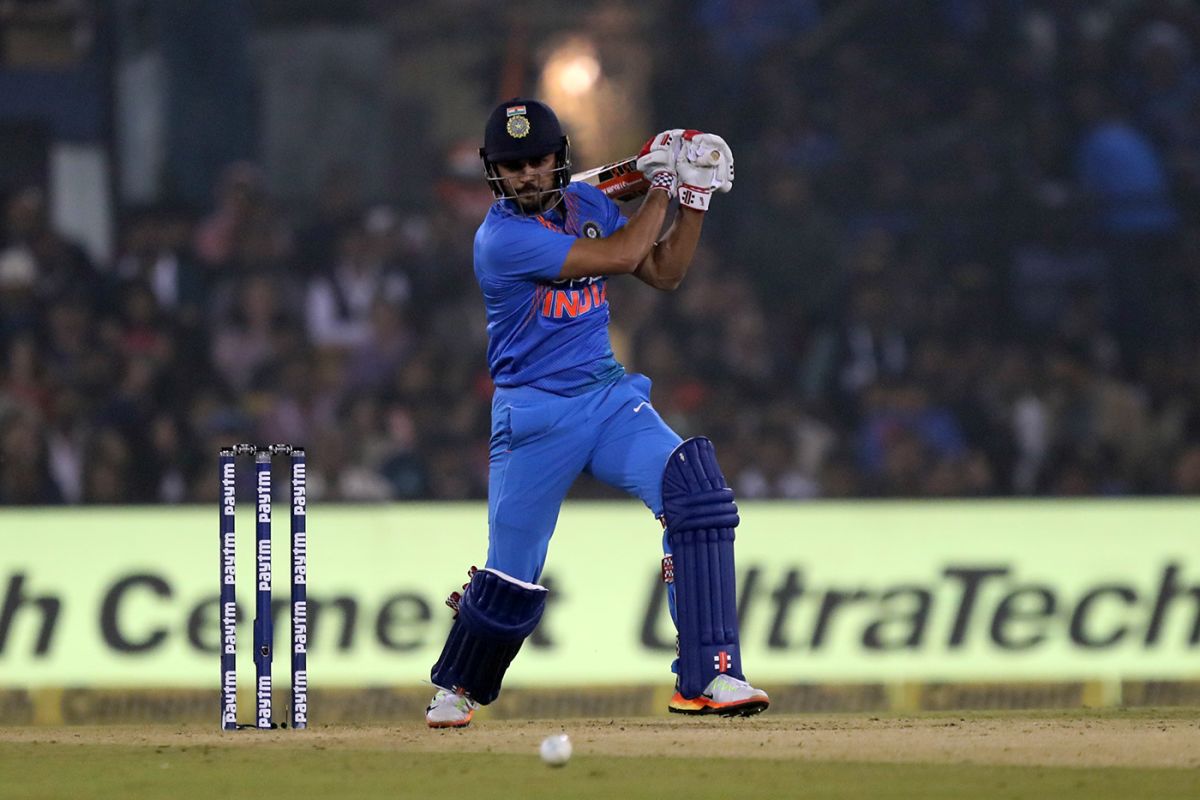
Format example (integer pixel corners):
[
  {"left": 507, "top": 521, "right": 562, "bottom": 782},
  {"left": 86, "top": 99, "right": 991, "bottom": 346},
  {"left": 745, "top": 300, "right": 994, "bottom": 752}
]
[{"left": 474, "top": 182, "right": 627, "bottom": 395}]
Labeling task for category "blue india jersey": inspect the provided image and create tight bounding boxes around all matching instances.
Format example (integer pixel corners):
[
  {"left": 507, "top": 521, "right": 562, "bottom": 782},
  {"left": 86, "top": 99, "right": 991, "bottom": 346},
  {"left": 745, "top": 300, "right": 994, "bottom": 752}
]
[{"left": 474, "top": 182, "right": 627, "bottom": 395}]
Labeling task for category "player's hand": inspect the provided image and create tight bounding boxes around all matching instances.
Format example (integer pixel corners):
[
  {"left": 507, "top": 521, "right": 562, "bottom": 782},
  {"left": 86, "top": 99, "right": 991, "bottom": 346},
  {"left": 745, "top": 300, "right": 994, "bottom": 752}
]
[
  {"left": 708, "top": 134, "right": 734, "bottom": 193},
  {"left": 676, "top": 131, "right": 725, "bottom": 211},
  {"left": 636, "top": 129, "right": 681, "bottom": 197}
]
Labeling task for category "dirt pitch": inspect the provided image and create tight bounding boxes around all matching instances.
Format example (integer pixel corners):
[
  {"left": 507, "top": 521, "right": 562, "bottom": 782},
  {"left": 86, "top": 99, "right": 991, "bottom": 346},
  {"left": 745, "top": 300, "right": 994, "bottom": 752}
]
[
  {"left": 3, "top": 709, "right": 1199, "bottom": 767},
  {"left": 2, "top": 710, "right": 1198, "bottom": 799}
]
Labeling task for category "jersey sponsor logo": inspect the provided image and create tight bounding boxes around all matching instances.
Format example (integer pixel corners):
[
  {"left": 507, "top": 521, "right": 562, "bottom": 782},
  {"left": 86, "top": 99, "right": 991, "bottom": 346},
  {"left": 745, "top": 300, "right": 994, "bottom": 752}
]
[
  {"left": 550, "top": 275, "right": 601, "bottom": 287},
  {"left": 540, "top": 282, "right": 607, "bottom": 319}
]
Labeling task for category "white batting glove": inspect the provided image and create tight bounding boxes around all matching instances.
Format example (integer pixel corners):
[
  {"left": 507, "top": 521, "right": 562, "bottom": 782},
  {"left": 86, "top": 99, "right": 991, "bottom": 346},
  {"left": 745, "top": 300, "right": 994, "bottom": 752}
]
[
  {"left": 636, "top": 129, "right": 682, "bottom": 197},
  {"left": 676, "top": 130, "right": 724, "bottom": 211},
  {"left": 708, "top": 134, "right": 734, "bottom": 193}
]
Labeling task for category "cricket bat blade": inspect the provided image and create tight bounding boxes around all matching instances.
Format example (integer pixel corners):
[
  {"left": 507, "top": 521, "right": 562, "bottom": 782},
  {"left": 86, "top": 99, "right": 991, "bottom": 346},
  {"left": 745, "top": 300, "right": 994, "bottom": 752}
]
[{"left": 570, "top": 156, "right": 648, "bottom": 202}]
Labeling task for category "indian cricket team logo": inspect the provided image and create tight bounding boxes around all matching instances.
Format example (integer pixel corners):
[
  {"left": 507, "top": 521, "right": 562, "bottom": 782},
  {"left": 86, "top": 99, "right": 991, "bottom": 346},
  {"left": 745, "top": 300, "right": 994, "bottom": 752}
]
[
  {"left": 505, "top": 106, "right": 530, "bottom": 138},
  {"left": 582, "top": 221, "right": 601, "bottom": 239}
]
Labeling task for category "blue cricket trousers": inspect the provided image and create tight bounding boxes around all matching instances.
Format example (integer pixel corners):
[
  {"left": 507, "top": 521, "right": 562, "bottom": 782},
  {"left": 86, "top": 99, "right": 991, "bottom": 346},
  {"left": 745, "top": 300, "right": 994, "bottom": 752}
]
[{"left": 485, "top": 372, "right": 681, "bottom": 583}]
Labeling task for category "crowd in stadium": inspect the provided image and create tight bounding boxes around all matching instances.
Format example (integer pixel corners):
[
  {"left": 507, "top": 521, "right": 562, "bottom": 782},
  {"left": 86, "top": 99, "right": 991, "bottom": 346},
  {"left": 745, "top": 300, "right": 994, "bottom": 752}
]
[{"left": 1, "top": 0, "right": 1198, "bottom": 503}]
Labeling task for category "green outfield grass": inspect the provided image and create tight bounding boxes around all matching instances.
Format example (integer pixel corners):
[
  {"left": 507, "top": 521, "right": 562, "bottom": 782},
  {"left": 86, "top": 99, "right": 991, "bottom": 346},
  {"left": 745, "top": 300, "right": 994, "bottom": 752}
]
[
  {"left": 3, "top": 744, "right": 1197, "bottom": 800},
  {"left": 1, "top": 711, "right": 1198, "bottom": 800}
]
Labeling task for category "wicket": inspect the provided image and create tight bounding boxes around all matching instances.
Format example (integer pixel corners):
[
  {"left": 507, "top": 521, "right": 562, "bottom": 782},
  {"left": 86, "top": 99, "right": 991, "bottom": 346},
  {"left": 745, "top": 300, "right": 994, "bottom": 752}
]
[{"left": 219, "top": 443, "right": 308, "bottom": 730}]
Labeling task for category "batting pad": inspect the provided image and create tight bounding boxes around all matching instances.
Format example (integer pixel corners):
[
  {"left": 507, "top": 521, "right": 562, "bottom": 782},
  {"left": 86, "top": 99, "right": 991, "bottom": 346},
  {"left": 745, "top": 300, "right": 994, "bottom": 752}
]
[
  {"left": 431, "top": 568, "right": 548, "bottom": 704},
  {"left": 662, "top": 437, "right": 744, "bottom": 699}
]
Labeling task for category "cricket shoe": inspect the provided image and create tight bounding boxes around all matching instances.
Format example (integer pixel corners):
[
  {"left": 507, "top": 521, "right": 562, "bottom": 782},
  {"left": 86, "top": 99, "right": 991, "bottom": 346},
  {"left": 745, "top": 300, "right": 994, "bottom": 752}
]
[
  {"left": 668, "top": 674, "right": 770, "bottom": 717},
  {"left": 425, "top": 687, "right": 478, "bottom": 729}
]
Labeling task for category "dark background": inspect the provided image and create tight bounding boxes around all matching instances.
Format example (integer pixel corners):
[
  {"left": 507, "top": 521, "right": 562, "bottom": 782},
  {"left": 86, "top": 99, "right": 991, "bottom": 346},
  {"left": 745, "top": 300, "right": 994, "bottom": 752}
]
[{"left": 1, "top": 0, "right": 1198, "bottom": 504}]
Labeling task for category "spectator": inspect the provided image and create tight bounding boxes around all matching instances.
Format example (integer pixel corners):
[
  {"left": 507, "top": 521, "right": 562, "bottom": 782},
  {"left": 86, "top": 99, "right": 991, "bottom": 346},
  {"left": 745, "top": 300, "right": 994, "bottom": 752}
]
[
  {"left": 2, "top": 2, "right": 1199, "bottom": 505},
  {"left": 114, "top": 205, "right": 209, "bottom": 328},
  {"left": 1072, "top": 81, "right": 1179, "bottom": 359},
  {"left": 211, "top": 274, "right": 291, "bottom": 392},
  {"left": 194, "top": 162, "right": 269, "bottom": 269},
  {"left": 0, "top": 409, "right": 61, "bottom": 504},
  {"left": 305, "top": 219, "right": 410, "bottom": 351}
]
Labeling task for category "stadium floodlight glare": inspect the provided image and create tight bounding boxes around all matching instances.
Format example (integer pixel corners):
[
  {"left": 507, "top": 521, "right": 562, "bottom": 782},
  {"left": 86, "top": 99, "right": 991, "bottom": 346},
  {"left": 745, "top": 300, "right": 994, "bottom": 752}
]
[{"left": 545, "top": 40, "right": 600, "bottom": 97}]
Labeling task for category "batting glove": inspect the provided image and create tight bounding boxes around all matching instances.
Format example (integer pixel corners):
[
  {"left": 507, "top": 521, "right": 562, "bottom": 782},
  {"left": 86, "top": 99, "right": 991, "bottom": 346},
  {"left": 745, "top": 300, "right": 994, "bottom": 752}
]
[
  {"left": 636, "top": 129, "right": 682, "bottom": 198},
  {"left": 676, "top": 130, "right": 725, "bottom": 211}
]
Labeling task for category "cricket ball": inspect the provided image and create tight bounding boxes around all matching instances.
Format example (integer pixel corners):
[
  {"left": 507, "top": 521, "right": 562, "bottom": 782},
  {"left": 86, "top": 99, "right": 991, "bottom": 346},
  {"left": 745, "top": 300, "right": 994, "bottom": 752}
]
[{"left": 539, "top": 733, "right": 572, "bottom": 767}]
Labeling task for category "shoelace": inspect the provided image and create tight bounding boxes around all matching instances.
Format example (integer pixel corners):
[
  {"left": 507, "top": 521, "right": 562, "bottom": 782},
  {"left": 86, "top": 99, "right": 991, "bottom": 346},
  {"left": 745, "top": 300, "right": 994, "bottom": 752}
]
[{"left": 434, "top": 689, "right": 477, "bottom": 711}]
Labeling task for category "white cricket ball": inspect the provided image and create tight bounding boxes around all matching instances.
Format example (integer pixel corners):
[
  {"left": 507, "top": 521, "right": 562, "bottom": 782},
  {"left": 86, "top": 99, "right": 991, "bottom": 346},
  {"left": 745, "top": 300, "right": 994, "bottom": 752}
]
[{"left": 539, "top": 733, "right": 572, "bottom": 767}]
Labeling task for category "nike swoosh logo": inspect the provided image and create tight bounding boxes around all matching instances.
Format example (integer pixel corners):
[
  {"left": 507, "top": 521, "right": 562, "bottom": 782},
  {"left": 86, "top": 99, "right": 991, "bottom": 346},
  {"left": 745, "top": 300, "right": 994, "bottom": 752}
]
[
  {"left": 633, "top": 401, "right": 649, "bottom": 413},
  {"left": 702, "top": 693, "right": 714, "bottom": 700}
]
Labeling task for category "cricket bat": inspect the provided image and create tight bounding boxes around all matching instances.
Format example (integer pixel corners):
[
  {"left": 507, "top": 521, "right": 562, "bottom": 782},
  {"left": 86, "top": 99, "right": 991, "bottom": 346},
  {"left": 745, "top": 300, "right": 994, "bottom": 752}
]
[
  {"left": 571, "top": 147, "right": 724, "bottom": 202},
  {"left": 570, "top": 156, "right": 648, "bottom": 202}
]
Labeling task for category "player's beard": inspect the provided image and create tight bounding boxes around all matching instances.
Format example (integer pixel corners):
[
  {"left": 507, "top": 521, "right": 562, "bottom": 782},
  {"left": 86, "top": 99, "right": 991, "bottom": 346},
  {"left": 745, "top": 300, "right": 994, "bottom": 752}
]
[
  {"left": 510, "top": 179, "right": 562, "bottom": 215},
  {"left": 515, "top": 187, "right": 544, "bottom": 213}
]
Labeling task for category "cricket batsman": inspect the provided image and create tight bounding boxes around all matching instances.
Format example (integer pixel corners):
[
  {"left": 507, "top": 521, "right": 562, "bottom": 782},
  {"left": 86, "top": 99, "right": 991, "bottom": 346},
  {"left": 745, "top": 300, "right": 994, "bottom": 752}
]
[{"left": 425, "top": 98, "right": 768, "bottom": 727}]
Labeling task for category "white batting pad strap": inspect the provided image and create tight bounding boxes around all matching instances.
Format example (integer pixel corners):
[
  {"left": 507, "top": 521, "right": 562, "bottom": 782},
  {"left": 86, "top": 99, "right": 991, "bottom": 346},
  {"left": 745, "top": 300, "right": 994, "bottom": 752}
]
[
  {"left": 678, "top": 184, "right": 711, "bottom": 211},
  {"left": 483, "top": 567, "right": 548, "bottom": 592}
]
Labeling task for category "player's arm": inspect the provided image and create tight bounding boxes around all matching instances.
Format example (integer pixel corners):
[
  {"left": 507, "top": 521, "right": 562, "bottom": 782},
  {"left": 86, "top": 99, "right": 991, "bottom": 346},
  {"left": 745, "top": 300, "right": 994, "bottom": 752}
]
[
  {"left": 557, "top": 130, "right": 682, "bottom": 281},
  {"left": 633, "top": 131, "right": 732, "bottom": 291},
  {"left": 633, "top": 208, "right": 703, "bottom": 291},
  {"left": 557, "top": 188, "right": 672, "bottom": 280}
]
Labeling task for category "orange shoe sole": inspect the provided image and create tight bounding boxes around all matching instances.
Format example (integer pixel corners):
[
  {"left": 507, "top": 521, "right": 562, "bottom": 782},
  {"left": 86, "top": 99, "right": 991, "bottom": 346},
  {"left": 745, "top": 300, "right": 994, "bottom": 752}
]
[
  {"left": 426, "top": 712, "right": 474, "bottom": 729},
  {"left": 668, "top": 692, "right": 769, "bottom": 717}
]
